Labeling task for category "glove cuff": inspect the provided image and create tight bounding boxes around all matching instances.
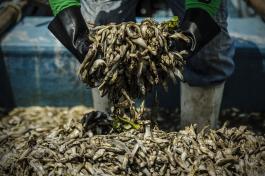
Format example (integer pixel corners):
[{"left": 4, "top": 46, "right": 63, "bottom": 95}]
[
  {"left": 181, "top": 8, "right": 221, "bottom": 55},
  {"left": 48, "top": 6, "right": 90, "bottom": 63}
]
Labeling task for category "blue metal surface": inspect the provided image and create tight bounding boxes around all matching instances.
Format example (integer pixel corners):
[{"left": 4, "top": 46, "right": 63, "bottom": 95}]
[
  {"left": 228, "top": 18, "right": 265, "bottom": 53},
  {"left": 1, "top": 16, "right": 265, "bottom": 110},
  {"left": 1, "top": 17, "right": 92, "bottom": 107}
]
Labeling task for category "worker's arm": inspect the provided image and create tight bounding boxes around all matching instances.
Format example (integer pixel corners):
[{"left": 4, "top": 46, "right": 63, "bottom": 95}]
[
  {"left": 48, "top": 0, "right": 90, "bottom": 63},
  {"left": 171, "top": 0, "right": 221, "bottom": 56}
]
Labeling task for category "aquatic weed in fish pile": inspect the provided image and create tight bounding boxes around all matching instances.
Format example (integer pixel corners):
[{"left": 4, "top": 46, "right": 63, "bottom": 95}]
[
  {"left": 79, "top": 18, "right": 189, "bottom": 130},
  {"left": 0, "top": 107, "right": 265, "bottom": 175}
]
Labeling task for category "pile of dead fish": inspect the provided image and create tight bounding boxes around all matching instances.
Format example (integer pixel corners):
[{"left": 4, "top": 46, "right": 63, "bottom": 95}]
[
  {"left": 79, "top": 18, "right": 188, "bottom": 124},
  {"left": 80, "top": 18, "right": 187, "bottom": 99},
  {"left": 1, "top": 106, "right": 265, "bottom": 175}
]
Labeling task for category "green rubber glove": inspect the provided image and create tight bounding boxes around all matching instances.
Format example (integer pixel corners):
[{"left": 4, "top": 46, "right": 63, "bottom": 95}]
[
  {"left": 49, "top": 0, "right": 80, "bottom": 16},
  {"left": 185, "top": 0, "right": 221, "bottom": 17}
]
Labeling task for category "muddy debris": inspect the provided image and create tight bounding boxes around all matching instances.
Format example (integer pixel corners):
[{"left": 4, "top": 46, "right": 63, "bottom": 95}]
[{"left": 0, "top": 106, "right": 265, "bottom": 175}]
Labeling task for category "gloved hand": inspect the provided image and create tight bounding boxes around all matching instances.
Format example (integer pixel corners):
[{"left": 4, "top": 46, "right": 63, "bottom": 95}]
[
  {"left": 169, "top": 6, "right": 221, "bottom": 57},
  {"left": 48, "top": 6, "right": 91, "bottom": 63},
  {"left": 48, "top": 3, "right": 109, "bottom": 129}
]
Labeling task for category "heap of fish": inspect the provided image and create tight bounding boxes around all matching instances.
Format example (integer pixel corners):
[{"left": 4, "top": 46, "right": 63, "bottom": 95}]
[
  {"left": 1, "top": 106, "right": 265, "bottom": 175},
  {"left": 79, "top": 18, "right": 189, "bottom": 126}
]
